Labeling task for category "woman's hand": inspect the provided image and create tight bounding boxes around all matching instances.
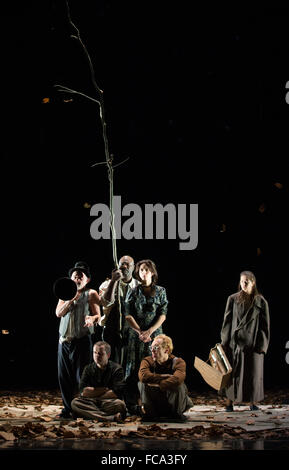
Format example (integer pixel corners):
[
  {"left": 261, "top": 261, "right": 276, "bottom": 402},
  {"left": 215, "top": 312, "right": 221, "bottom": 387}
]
[{"left": 139, "top": 329, "right": 152, "bottom": 343}]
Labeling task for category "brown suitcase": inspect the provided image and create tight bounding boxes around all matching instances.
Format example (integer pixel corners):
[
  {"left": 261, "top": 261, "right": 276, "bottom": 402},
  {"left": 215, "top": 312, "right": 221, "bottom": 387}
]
[{"left": 194, "top": 343, "right": 232, "bottom": 391}]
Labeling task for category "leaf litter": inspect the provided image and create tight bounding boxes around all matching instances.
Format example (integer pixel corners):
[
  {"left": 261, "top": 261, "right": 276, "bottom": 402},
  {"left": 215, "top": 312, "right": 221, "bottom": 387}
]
[{"left": 0, "top": 388, "right": 288, "bottom": 442}]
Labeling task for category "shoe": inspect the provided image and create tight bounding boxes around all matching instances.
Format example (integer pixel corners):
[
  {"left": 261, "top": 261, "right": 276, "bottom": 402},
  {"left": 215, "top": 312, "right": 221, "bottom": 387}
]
[
  {"left": 127, "top": 405, "right": 145, "bottom": 417},
  {"left": 156, "top": 414, "right": 188, "bottom": 423},
  {"left": 114, "top": 412, "right": 122, "bottom": 422},
  {"left": 141, "top": 415, "right": 187, "bottom": 423},
  {"left": 170, "top": 414, "right": 188, "bottom": 423},
  {"left": 250, "top": 405, "right": 260, "bottom": 411},
  {"left": 141, "top": 414, "right": 156, "bottom": 422},
  {"left": 56, "top": 409, "right": 73, "bottom": 419},
  {"left": 225, "top": 405, "right": 234, "bottom": 412}
]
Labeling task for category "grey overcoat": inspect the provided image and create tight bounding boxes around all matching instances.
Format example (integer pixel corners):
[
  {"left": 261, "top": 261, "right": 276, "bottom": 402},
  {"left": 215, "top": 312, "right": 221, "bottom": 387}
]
[{"left": 220, "top": 293, "right": 270, "bottom": 403}]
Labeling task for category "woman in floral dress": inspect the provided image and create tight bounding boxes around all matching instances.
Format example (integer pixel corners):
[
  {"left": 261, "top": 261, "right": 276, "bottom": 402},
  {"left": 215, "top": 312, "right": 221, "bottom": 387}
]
[{"left": 123, "top": 259, "right": 168, "bottom": 413}]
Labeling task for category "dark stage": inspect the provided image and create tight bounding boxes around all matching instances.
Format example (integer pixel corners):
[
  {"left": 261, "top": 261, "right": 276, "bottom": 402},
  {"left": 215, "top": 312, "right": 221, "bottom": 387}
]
[{"left": 1, "top": 1, "right": 289, "bottom": 460}]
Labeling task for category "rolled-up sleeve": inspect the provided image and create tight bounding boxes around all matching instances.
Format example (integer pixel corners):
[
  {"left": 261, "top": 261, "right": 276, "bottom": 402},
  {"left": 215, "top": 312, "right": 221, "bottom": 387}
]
[{"left": 99, "top": 280, "right": 115, "bottom": 307}]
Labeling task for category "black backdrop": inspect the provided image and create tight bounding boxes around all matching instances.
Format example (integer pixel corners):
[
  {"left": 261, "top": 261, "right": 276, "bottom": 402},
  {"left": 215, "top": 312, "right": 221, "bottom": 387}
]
[{"left": 1, "top": 1, "right": 289, "bottom": 392}]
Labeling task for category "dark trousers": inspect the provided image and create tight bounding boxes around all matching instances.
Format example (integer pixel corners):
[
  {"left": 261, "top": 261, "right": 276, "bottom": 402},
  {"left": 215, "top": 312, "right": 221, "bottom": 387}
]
[
  {"left": 90, "top": 325, "right": 104, "bottom": 360},
  {"left": 57, "top": 335, "right": 91, "bottom": 413},
  {"left": 102, "top": 327, "right": 123, "bottom": 365},
  {"left": 125, "top": 371, "right": 141, "bottom": 412},
  {"left": 138, "top": 382, "right": 193, "bottom": 418}
]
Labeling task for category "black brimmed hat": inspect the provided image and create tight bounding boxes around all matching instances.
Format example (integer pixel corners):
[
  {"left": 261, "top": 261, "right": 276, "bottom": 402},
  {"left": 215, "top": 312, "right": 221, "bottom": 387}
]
[{"left": 68, "top": 261, "right": 91, "bottom": 278}]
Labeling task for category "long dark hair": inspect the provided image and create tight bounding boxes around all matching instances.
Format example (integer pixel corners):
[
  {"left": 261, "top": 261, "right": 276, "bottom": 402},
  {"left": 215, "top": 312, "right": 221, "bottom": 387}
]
[
  {"left": 134, "top": 259, "right": 158, "bottom": 293},
  {"left": 236, "top": 270, "right": 260, "bottom": 304}
]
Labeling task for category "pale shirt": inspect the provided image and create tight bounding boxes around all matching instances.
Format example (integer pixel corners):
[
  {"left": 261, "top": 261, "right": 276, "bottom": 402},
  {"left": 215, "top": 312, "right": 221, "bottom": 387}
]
[
  {"left": 99, "top": 278, "right": 139, "bottom": 327},
  {"left": 59, "top": 290, "right": 92, "bottom": 343}
]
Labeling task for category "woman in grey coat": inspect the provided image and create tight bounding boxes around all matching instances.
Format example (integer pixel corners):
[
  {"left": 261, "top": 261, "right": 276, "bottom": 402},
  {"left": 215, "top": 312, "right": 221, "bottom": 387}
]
[{"left": 220, "top": 271, "right": 270, "bottom": 411}]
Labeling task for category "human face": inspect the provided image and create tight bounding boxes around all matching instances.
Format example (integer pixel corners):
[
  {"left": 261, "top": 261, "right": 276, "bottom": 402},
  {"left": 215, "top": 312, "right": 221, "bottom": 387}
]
[
  {"left": 71, "top": 270, "right": 90, "bottom": 290},
  {"left": 240, "top": 274, "right": 255, "bottom": 295},
  {"left": 93, "top": 345, "right": 109, "bottom": 369},
  {"left": 118, "top": 256, "right": 134, "bottom": 282},
  {"left": 150, "top": 339, "right": 169, "bottom": 364},
  {"left": 139, "top": 263, "right": 153, "bottom": 286}
]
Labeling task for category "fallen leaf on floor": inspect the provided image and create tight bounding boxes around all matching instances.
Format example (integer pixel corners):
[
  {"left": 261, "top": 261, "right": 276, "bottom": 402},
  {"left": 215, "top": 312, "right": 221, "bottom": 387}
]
[
  {"left": 39, "top": 416, "right": 53, "bottom": 422},
  {"left": 0, "top": 431, "right": 16, "bottom": 441},
  {"left": 43, "top": 431, "right": 58, "bottom": 439}
]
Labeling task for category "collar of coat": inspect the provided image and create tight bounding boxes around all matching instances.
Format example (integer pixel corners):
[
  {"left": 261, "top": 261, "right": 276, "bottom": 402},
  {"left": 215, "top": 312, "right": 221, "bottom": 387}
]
[{"left": 234, "top": 295, "right": 263, "bottom": 331}]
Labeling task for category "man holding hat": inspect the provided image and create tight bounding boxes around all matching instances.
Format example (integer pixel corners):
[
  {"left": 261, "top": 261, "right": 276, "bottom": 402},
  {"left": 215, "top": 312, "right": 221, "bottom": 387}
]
[{"left": 56, "top": 261, "right": 101, "bottom": 419}]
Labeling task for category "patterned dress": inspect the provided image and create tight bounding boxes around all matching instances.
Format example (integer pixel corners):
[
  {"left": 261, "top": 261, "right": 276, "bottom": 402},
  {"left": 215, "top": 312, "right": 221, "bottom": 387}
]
[{"left": 123, "top": 284, "right": 168, "bottom": 381}]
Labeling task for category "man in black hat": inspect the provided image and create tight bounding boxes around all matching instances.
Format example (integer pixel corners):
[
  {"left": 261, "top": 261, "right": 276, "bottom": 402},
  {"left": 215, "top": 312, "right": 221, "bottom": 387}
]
[{"left": 55, "top": 261, "right": 101, "bottom": 419}]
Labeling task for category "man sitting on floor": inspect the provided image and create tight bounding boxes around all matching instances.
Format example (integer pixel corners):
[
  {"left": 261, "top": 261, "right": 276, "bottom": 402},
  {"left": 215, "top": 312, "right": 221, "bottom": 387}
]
[
  {"left": 138, "top": 334, "right": 193, "bottom": 422},
  {"left": 71, "top": 341, "right": 126, "bottom": 421}
]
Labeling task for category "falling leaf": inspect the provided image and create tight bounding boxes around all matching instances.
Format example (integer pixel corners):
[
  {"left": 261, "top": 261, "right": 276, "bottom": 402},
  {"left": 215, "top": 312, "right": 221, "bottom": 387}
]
[
  {"left": 274, "top": 182, "right": 283, "bottom": 189},
  {"left": 42, "top": 98, "right": 50, "bottom": 104},
  {"left": 83, "top": 202, "right": 91, "bottom": 209}
]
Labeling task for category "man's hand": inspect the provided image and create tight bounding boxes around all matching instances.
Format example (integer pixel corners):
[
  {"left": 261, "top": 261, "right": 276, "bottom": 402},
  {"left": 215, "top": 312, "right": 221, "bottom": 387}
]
[
  {"left": 72, "top": 291, "right": 81, "bottom": 302},
  {"left": 111, "top": 269, "right": 123, "bottom": 282},
  {"left": 84, "top": 315, "right": 100, "bottom": 327},
  {"left": 100, "top": 389, "right": 117, "bottom": 399},
  {"left": 82, "top": 387, "right": 109, "bottom": 398}
]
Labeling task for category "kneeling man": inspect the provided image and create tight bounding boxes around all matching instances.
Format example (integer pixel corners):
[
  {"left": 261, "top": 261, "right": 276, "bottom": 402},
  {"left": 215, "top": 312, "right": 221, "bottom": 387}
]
[
  {"left": 138, "top": 334, "right": 193, "bottom": 421},
  {"left": 71, "top": 341, "right": 126, "bottom": 421}
]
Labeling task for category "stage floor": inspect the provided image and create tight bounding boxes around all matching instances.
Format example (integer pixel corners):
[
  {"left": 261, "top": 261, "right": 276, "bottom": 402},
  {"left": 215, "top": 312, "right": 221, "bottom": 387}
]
[{"left": 0, "top": 389, "right": 289, "bottom": 453}]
